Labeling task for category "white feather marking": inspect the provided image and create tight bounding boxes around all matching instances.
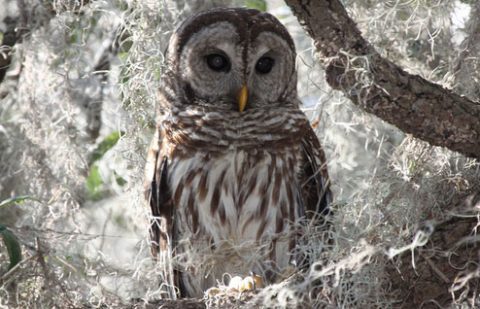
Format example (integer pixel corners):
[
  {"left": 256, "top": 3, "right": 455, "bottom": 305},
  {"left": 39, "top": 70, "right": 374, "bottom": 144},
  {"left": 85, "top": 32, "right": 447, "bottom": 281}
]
[{"left": 170, "top": 149, "right": 299, "bottom": 258}]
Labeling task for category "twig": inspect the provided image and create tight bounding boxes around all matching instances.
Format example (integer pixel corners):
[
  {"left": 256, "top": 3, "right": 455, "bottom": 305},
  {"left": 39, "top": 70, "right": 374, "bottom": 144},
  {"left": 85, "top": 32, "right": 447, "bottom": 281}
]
[
  {"left": 420, "top": 251, "right": 450, "bottom": 284},
  {"left": 0, "top": 255, "right": 36, "bottom": 284}
]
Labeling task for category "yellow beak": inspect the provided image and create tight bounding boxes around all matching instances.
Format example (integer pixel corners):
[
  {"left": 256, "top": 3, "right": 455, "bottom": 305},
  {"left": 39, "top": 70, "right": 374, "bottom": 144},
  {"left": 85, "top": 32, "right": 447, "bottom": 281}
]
[{"left": 237, "top": 85, "right": 248, "bottom": 112}]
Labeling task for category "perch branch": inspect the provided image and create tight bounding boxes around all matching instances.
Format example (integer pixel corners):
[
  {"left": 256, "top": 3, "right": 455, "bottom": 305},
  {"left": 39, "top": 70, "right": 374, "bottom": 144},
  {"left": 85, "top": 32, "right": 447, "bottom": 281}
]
[{"left": 285, "top": 0, "right": 480, "bottom": 160}]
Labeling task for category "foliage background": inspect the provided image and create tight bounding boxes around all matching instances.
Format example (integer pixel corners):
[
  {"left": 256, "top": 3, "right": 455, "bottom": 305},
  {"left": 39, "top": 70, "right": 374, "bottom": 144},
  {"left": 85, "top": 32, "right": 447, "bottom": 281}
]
[{"left": 0, "top": 0, "right": 479, "bottom": 307}]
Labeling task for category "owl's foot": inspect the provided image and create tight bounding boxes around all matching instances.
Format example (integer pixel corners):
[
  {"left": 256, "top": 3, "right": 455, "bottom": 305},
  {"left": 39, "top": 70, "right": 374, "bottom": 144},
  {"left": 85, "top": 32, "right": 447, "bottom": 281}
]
[
  {"left": 205, "top": 273, "right": 264, "bottom": 297},
  {"left": 228, "top": 273, "right": 264, "bottom": 292}
]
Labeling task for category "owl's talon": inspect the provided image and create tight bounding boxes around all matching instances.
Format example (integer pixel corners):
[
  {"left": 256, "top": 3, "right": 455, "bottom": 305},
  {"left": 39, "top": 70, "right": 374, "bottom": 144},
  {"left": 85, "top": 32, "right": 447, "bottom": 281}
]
[
  {"left": 239, "top": 276, "right": 254, "bottom": 292},
  {"left": 227, "top": 274, "right": 264, "bottom": 292},
  {"left": 227, "top": 276, "right": 243, "bottom": 291}
]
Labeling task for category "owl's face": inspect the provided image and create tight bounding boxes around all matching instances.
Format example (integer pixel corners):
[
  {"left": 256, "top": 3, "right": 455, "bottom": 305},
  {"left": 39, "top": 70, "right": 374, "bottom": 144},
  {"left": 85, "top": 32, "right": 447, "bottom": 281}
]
[{"left": 166, "top": 8, "right": 297, "bottom": 112}]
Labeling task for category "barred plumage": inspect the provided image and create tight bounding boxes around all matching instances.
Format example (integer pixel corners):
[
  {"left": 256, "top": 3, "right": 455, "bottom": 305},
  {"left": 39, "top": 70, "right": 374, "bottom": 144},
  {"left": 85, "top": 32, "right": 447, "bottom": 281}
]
[{"left": 144, "top": 7, "right": 332, "bottom": 298}]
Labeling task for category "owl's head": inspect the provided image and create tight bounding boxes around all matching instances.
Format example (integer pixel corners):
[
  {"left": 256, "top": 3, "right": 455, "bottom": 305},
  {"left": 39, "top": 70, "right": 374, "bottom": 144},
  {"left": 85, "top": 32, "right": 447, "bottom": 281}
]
[{"left": 165, "top": 8, "right": 298, "bottom": 112}]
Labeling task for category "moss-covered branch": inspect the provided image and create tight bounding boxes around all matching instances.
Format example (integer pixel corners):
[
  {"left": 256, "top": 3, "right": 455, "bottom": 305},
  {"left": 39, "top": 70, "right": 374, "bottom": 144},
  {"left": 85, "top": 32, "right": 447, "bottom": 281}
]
[{"left": 285, "top": 0, "right": 480, "bottom": 160}]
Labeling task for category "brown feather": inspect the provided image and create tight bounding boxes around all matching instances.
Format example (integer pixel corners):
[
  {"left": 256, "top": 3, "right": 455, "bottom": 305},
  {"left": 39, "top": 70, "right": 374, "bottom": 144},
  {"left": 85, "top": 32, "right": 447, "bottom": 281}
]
[
  {"left": 144, "top": 130, "right": 175, "bottom": 256},
  {"left": 300, "top": 125, "right": 332, "bottom": 221}
]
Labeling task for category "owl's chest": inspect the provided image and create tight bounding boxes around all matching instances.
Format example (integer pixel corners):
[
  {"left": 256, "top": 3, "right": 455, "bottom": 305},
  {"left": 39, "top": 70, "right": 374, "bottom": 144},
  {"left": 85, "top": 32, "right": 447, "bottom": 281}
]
[{"left": 169, "top": 148, "right": 301, "bottom": 243}]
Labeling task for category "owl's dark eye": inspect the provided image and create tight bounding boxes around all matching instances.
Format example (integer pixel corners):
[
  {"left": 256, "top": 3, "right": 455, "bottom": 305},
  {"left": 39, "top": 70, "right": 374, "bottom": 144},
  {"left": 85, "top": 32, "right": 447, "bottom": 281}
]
[
  {"left": 255, "top": 56, "right": 274, "bottom": 74},
  {"left": 206, "top": 53, "right": 230, "bottom": 72}
]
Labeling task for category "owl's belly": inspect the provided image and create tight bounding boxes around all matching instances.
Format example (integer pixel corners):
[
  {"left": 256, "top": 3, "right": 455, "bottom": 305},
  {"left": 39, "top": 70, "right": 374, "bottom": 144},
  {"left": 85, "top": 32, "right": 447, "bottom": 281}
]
[
  {"left": 169, "top": 148, "right": 301, "bottom": 295},
  {"left": 170, "top": 148, "right": 300, "bottom": 240}
]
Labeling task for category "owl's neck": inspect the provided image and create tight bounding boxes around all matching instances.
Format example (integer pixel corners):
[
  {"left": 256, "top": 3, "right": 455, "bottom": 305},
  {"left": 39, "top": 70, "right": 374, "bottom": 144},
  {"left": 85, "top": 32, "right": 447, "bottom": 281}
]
[{"left": 161, "top": 105, "right": 309, "bottom": 153}]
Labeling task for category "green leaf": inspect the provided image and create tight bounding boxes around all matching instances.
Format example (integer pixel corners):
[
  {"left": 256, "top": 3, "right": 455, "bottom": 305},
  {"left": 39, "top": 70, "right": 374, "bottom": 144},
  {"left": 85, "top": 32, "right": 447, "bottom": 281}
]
[
  {"left": 0, "top": 225, "right": 22, "bottom": 270},
  {"left": 120, "top": 71, "right": 130, "bottom": 85},
  {"left": 86, "top": 165, "right": 104, "bottom": 200},
  {"left": 0, "top": 196, "right": 41, "bottom": 209},
  {"left": 114, "top": 172, "right": 127, "bottom": 186},
  {"left": 245, "top": 0, "right": 267, "bottom": 11},
  {"left": 118, "top": 51, "right": 129, "bottom": 62},
  {"left": 88, "top": 131, "right": 125, "bottom": 165}
]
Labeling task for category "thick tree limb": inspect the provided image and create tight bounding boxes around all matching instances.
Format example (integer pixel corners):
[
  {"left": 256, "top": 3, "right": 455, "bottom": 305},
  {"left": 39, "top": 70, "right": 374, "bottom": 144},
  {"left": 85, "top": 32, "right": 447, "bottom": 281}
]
[
  {"left": 387, "top": 215, "right": 480, "bottom": 307},
  {"left": 285, "top": 0, "right": 480, "bottom": 160}
]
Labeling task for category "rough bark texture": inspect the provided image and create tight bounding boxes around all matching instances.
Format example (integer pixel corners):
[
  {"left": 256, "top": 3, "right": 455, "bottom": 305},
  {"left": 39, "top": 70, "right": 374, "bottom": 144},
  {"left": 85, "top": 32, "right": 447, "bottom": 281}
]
[
  {"left": 387, "top": 216, "right": 480, "bottom": 308},
  {"left": 285, "top": 0, "right": 480, "bottom": 160}
]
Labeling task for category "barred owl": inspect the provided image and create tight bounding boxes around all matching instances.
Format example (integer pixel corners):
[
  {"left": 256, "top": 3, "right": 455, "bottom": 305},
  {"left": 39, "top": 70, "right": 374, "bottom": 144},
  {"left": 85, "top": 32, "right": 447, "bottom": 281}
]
[{"left": 144, "top": 7, "right": 332, "bottom": 298}]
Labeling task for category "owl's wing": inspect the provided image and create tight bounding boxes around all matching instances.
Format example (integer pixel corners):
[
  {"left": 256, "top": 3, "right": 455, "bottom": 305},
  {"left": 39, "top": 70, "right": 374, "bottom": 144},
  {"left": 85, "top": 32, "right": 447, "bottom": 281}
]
[
  {"left": 144, "top": 129, "right": 173, "bottom": 257},
  {"left": 300, "top": 125, "right": 332, "bottom": 220}
]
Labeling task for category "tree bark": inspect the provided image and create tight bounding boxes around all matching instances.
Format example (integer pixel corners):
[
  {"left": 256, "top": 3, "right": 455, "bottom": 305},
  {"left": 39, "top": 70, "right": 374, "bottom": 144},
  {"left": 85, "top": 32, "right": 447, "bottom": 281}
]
[
  {"left": 285, "top": 0, "right": 480, "bottom": 160},
  {"left": 387, "top": 215, "right": 480, "bottom": 308}
]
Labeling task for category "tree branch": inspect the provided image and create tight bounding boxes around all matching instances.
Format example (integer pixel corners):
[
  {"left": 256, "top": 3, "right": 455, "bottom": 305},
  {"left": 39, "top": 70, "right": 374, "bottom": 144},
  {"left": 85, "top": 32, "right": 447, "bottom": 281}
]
[{"left": 285, "top": 0, "right": 480, "bottom": 160}]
